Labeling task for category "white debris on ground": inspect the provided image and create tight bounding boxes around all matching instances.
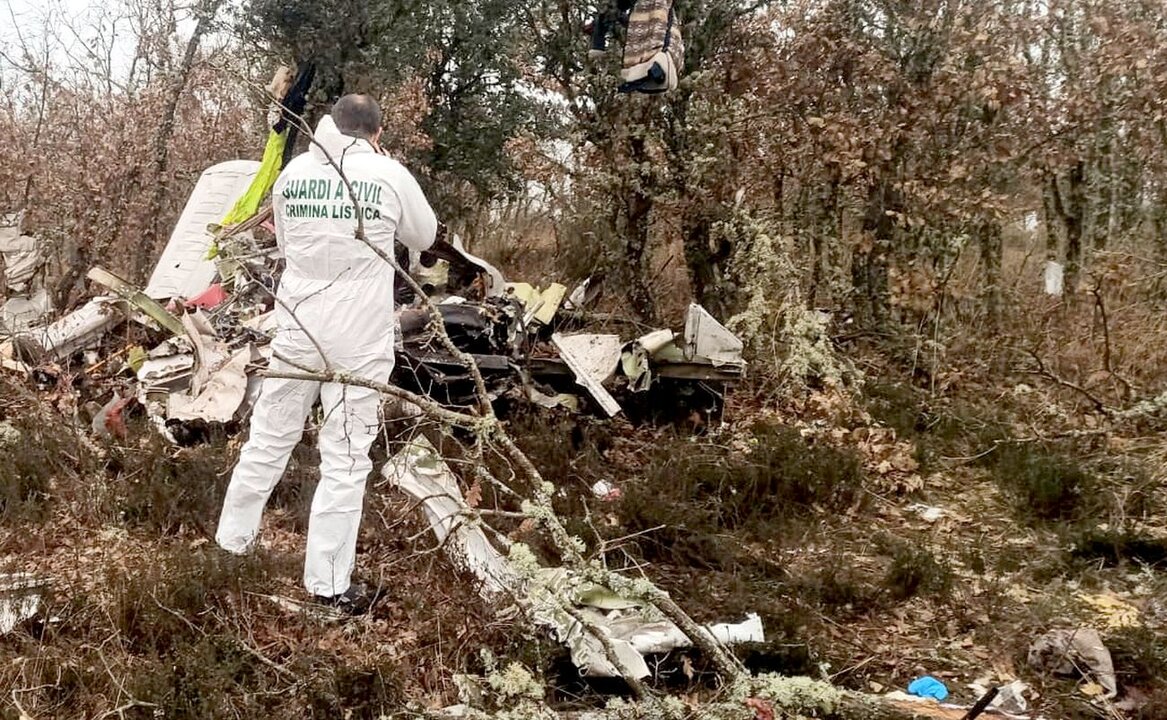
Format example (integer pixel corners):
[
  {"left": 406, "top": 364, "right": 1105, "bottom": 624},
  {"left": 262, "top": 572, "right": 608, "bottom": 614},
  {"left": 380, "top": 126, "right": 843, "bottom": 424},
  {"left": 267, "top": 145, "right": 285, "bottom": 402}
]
[
  {"left": 0, "top": 573, "right": 50, "bottom": 635},
  {"left": 383, "top": 437, "right": 765, "bottom": 679}
]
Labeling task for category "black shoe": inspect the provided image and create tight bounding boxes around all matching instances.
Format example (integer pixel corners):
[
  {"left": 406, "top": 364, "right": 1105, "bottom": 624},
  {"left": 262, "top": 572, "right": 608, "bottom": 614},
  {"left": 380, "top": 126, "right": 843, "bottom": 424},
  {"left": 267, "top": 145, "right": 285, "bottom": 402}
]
[{"left": 313, "top": 583, "right": 380, "bottom": 616}]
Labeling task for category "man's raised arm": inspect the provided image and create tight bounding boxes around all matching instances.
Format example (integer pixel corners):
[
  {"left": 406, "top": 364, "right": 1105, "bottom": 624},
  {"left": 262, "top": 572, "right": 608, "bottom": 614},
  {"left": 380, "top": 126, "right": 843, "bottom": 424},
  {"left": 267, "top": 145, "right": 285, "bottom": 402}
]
[{"left": 391, "top": 166, "right": 437, "bottom": 252}]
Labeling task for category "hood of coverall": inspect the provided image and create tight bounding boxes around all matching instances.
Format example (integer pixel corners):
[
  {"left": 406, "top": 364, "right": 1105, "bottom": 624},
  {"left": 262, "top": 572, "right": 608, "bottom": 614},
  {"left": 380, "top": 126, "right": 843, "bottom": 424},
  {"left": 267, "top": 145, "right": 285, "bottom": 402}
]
[{"left": 310, "top": 115, "right": 374, "bottom": 165}]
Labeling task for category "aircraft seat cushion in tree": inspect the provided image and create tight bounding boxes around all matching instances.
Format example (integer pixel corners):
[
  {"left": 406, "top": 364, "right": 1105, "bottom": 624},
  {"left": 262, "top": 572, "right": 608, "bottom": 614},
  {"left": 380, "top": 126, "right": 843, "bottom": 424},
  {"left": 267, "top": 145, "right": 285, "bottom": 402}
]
[{"left": 619, "top": 0, "right": 684, "bottom": 94}]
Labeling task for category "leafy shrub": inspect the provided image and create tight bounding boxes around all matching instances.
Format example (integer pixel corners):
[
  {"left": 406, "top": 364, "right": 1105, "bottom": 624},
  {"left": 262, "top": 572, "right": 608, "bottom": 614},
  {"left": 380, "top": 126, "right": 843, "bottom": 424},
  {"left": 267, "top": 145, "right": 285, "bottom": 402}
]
[
  {"left": 1070, "top": 528, "right": 1167, "bottom": 568},
  {"left": 992, "top": 445, "right": 1096, "bottom": 522},
  {"left": 111, "top": 546, "right": 270, "bottom": 655},
  {"left": 110, "top": 436, "right": 234, "bottom": 535},
  {"left": 619, "top": 422, "right": 865, "bottom": 566},
  {"left": 881, "top": 539, "right": 951, "bottom": 600},
  {"left": 0, "top": 416, "right": 94, "bottom": 527}
]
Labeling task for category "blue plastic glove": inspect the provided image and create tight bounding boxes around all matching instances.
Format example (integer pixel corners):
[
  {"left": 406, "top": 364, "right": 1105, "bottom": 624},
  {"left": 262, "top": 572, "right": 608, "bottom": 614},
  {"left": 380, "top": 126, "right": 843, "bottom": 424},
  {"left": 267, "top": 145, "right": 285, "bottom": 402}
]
[{"left": 908, "top": 676, "right": 950, "bottom": 701}]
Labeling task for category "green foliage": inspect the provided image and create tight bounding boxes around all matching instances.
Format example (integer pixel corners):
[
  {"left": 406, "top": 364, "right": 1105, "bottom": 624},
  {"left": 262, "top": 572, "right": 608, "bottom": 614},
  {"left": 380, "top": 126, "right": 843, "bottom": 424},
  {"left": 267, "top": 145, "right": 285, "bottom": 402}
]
[
  {"left": 1069, "top": 528, "right": 1167, "bottom": 568},
  {"left": 0, "top": 415, "right": 94, "bottom": 528},
  {"left": 128, "top": 635, "right": 264, "bottom": 720},
  {"left": 794, "top": 564, "right": 882, "bottom": 616},
  {"left": 110, "top": 546, "right": 271, "bottom": 655},
  {"left": 991, "top": 445, "right": 1096, "bottom": 523},
  {"left": 239, "top": 0, "right": 555, "bottom": 217},
  {"left": 1108, "top": 627, "right": 1167, "bottom": 689},
  {"left": 619, "top": 422, "right": 865, "bottom": 567},
  {"left": 108, "top": 436, "right": 234, "bottom": 535},
  {"left": 880, "top": 539, "right": 951, "bottom": 601},
  {"left": 301, "top": 663, "right": 405, "bottom": 720}
]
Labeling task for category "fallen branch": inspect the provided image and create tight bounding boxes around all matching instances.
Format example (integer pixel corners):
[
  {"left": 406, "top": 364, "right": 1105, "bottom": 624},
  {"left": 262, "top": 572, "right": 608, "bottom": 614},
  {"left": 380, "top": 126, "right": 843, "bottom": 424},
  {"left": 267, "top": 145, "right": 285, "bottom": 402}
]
[{"left": 1021, "top": 347, "right": 1111, "bottom": 416}]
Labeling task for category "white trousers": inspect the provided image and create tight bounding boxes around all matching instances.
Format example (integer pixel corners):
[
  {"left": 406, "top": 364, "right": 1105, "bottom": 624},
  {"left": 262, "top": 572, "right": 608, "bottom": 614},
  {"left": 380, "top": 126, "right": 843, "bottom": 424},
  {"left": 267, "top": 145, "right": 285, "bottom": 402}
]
[{"left": 215, "top": 359, "right": 386, "bottom": 597}]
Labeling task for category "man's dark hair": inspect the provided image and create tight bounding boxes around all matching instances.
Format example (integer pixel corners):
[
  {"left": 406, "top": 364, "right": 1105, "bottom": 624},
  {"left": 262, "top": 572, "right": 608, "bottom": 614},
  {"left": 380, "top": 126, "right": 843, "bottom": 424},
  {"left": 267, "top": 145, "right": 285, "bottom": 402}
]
[{"left": 331, "top": 94, "right": 382, "bottom": 140}]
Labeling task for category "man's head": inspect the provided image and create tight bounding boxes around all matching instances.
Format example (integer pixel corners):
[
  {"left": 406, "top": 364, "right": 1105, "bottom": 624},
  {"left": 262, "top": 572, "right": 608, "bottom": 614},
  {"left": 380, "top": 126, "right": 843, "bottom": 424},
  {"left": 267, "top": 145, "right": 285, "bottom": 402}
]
[{"left": 331, "top": 94, "right": 382, "bottom": 144}]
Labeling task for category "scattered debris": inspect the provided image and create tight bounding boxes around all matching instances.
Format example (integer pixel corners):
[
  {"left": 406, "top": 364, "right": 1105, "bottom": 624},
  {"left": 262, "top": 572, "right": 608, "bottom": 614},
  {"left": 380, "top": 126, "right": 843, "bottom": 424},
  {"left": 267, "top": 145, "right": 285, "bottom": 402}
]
[
  {"left": 908, "top": 676, "right": 950, "bottom": 701},
  {"left": 1027, "top": 627, "right": 1117, "bottom": 698},
  {"left": 968, "top": 681, "right": 1028, "bottom": 715},
  {"left": 88, "top": 266, "right": 186, "bottom": 337},
  {"left": 908, "top": 504, "right": 947, "bottom": 523},
  {"left": 0, "top": 211, "right": 54, "bottom": 333},
  {"left": 146, "top": 160, "right": 262, "bottom": 300},
  {"left": 995, "top": 681, "right": 1030, "bottom": 715},
  {"left": 0, "top": 573, "right": 49, "bottom": 635},
  {"left": 384, "top": 437, "right": 764, "bottom": 679},
  {"left": 552, "top": 333, "right": 624, "bottom": 417},
  {"left": 2, "top": 161, "right": 746, "bottom": 442},
  {"left": 590, "top": 480, "right": 621, "bottom": 501}
]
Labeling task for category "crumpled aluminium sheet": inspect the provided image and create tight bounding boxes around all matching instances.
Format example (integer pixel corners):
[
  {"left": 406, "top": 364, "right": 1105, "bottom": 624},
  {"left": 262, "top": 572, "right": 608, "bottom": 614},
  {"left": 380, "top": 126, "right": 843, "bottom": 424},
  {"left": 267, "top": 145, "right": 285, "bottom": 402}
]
[{"left": 383, "top": 437, "right": 764, "bottom": 680}]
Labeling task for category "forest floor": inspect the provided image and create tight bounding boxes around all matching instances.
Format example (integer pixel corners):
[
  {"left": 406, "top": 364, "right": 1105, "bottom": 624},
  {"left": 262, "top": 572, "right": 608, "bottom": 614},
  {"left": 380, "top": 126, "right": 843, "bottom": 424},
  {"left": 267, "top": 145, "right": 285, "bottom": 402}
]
[{"left": 2, "top": 323, "right": 1167, "bottom": 720}]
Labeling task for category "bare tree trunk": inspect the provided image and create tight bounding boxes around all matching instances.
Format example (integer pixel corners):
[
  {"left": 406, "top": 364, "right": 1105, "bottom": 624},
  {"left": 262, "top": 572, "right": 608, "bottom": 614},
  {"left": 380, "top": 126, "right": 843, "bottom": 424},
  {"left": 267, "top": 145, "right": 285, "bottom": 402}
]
[
  {"left": 808, "top": 170, "right": 840, "bottom": 309},
  {"left": 137, "top": 0, "right": 223, "bottom": 282},
  {"left": 624, "top": 133, "right": 656, "bottom": 322},
  {"left": 1042, "top": 173, "right": 1060, "bottom": 261},
  {"left": 1050, "top": 161, "right": 1086, "bottom": 295},
  {"left": 853, "top": 179, "right": 896, "bottom": 327},
  {"left": 978, "top": 219, "right": 1003, "bottom": 324}
]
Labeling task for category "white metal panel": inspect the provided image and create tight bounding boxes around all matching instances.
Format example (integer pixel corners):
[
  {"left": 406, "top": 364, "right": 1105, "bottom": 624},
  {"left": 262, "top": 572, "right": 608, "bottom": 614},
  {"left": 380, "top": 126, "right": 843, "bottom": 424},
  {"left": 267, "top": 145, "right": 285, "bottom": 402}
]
[{"left": 145, "top": 160, "right": 262, "bottom": 300}]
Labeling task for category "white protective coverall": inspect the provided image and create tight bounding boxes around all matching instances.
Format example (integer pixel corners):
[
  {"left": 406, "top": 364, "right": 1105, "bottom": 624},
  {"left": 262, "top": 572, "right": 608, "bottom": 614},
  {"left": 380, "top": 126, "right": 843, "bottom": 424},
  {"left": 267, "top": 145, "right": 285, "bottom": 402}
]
[{"left": 216, "top": 115, "right": 437, "bottom": 597}]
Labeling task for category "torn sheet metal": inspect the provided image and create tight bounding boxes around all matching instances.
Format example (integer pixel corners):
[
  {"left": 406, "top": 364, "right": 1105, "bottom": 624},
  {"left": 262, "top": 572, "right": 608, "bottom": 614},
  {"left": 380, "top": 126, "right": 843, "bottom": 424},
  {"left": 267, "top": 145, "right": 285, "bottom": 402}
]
[
  {"left": 182, "top": 310, "right": 230, "bottom": 395},
  {"left": 168, "top": 345, "right": 254, "bottom": 423},
  {"left": 551, "top": 333, "right": 624, "bottom": 417},
  {"left": 526, "top": 387, "right": 581, "bottom": 412},
  {"left": 385, "top": 439, "right": 765, "bottom": 680},
  {"left": 383, "top": 438, "right": 518, "bottom": 598},
  {"left": 138, "top": 354, "right": 196, "bottom": 388},
  {"left": 0, "top": 573, "right": 49, "bottom": 635},
  {"left": 565, "top": 276, "right": 602, "bottom": 311},
  {"left": 88, "top": 266, "right": 187, "bottom": 337},
  {"left": 145, "top": 160, "right": 261, "bottom": 300},
  {"left": 243, "top": 311, "right": 277, "bottom": 335},
  {"left": 1, "top": 287, "right": 53, "bottom": 333},
  {"left": 450, "top": 234, "right": 505, "bottom": 298},
  {"left": 507, "top": 283, "right": 569, "bottom": 326},
  {"left": 621, "top": 329, "right": 675, "bottom": 392},
  {"left": 683, "top": 303, "right": 745, "bottom": 368},
  {"left": 21, "top": 296, "right": 124, "bottom": 359}
]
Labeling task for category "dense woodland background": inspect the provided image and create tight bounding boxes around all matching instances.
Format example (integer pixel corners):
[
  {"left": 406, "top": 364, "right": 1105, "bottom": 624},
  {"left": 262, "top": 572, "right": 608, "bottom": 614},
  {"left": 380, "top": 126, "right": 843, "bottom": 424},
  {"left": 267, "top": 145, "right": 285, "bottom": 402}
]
[{"left": 3, "top": 1, "right": 1167, "bottom": 718}]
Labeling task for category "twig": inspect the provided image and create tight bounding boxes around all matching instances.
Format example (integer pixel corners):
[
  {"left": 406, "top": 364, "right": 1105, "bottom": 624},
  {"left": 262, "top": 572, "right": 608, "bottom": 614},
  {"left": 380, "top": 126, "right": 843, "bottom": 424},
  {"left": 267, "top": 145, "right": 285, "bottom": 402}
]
[
  {"left": 235, "top": 638, "right": 299, "bottom": 681},
  {"left": 12, "top": 687, "right": 36, "bottom": 720},
  {"left": 98, "top": 700, "right": 159, "bottom": 720},
  {"left": 1089, "top": 277, "right": 1132, "bottom": 398},
  {"left": 1022, "top": 347, "right": 1111, "bottom": 415}
]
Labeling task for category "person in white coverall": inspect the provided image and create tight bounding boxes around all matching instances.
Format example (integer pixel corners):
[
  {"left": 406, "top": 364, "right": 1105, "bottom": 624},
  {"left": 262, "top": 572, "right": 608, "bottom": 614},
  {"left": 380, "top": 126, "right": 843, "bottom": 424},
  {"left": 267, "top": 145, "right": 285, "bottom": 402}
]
[{"left": 216, "top": 95, "right": 437, "bottom": 613}]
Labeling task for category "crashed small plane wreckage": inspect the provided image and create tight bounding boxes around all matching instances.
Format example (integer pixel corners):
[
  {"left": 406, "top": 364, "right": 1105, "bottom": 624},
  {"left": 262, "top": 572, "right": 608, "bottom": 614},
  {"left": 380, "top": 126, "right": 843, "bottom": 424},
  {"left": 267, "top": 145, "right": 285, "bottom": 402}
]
[
  {"left": 1, "top": 161, "right": 746, "bottom": 438},
  {"left": 0, "top": 158, "right": 753, "bottom": 682}
]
